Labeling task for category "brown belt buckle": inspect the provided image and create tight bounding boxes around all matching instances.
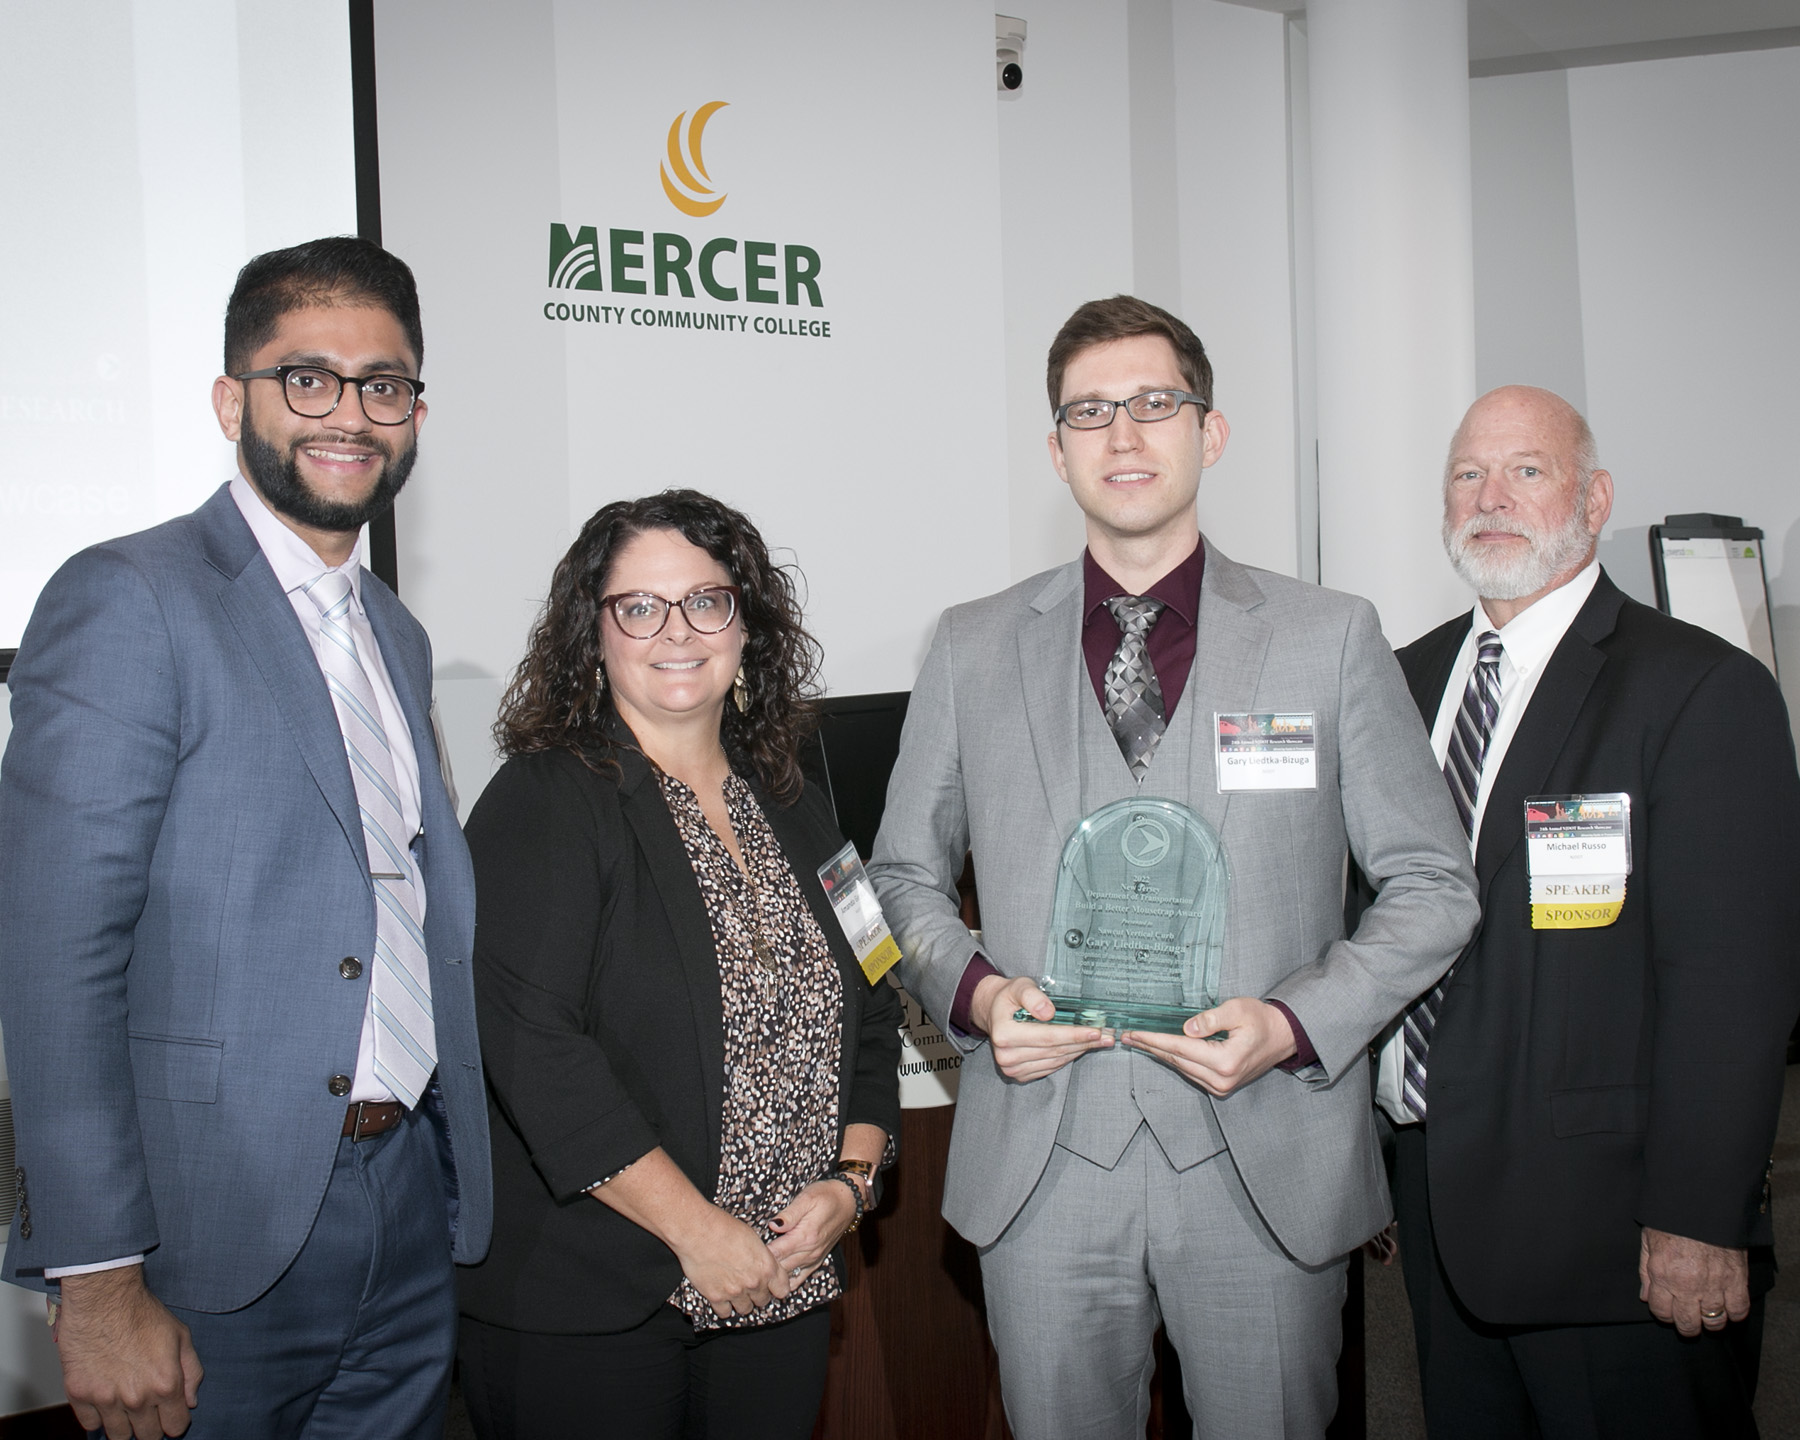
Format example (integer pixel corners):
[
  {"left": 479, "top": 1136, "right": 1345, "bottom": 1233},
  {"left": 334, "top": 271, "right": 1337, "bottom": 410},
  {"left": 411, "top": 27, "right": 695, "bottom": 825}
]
[{"left": 343, "top": 1100, "right": 402, "bottom": 1142}]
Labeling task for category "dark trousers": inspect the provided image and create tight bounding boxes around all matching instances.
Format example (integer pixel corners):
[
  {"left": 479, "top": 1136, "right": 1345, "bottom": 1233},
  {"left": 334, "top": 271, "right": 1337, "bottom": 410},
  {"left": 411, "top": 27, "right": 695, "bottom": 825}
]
[
  {"left": 1388, "top": 1118, "right": 1762, "bottom": 1440},
  {"left": 459, "top": 1303, "right": 831, "bottom": 1440},
  {"left": 139, "top": 1106, "right": 458, "bottom": 1440}
]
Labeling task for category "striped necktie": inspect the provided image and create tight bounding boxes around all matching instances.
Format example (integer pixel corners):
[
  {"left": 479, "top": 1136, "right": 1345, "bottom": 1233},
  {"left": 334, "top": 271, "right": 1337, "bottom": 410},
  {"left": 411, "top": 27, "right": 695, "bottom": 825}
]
[
  {"left": 1103, "top": 595, "right": 1168, "bottom": 779},
  {"left": 1401, "top": 630, "right": 1502, "bottom": 1121},
  {"left": 303, "top": 570, "right": 436, "bottom": 1110}
]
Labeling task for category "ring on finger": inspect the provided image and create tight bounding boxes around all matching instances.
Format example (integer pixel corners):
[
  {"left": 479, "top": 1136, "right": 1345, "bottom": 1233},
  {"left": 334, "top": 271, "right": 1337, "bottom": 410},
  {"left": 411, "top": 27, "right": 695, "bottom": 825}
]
[{"left": 1701, "top": 1307, "right": 1726, "bottom": 1320}]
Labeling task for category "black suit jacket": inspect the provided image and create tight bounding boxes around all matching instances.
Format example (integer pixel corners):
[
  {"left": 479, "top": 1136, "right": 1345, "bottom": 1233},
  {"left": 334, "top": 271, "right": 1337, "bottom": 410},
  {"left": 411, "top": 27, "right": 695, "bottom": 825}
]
[
  {"left": 1402, "top": 570, "right": 1800, "bottom": 1325},
  {"left": 456, "top": 739, "right": 902, "bottom": 1334}
]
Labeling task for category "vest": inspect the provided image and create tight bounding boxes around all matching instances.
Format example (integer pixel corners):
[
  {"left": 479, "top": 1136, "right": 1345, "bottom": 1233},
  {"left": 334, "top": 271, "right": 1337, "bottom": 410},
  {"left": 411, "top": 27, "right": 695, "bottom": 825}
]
[{"left": 1052, "top": 655, "right": 1230, "bottom": 1172}]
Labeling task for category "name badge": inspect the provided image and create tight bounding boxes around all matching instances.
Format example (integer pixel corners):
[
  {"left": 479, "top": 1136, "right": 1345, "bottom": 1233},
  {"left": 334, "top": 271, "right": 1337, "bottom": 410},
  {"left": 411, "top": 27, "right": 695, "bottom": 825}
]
[
  {"left": 817, "top": 842, "right": 902, "bottom": 984},
  {"left": 1215, "top": 712, "right": 1317, "bottom": 792},
  {"left": 1525, "top": 793, "right": 1632, "bottom": 929}
]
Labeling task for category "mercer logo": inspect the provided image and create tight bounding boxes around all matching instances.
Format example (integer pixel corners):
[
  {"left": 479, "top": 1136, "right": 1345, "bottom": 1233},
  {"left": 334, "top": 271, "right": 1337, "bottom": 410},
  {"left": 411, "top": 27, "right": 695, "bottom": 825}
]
[
  {"left": 660, "top": 102, "right": 728, "bottom": 217},
  {"left": 548, "top": 225, "right": 601, "bottom": 291},
  {"left": 545, "top": 102, "right": 829, "bottom": 314},
  {"left": 545, "top": 222, "right": 823, "bottom": 308}
]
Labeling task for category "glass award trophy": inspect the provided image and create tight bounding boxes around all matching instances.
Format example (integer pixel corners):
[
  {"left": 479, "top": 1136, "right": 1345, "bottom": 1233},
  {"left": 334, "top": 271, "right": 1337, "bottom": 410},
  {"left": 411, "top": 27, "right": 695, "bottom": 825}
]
[{"left": 1019, "top": 797, "right": 1229, "bottom": 1034}]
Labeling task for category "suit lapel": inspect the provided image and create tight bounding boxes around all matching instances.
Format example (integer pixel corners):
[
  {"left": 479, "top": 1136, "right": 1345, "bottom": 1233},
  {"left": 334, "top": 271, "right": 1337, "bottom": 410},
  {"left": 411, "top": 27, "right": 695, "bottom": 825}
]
[
  {"left": 1472, "top": 578, "right": 1623, "bottom": 894},
  {"left": 201, "top": 491, "right": 366, "bottom": 869},
  {"left": 1182, "top": 544, "right": 1272, "bottom": 837},
  {"left": 614, "top": 745, "right": 728, "bottom": 1148},
  {"left": 1401, "top": 619, "right": 1469, "bottom": 722},
  {"left": 1018, "top": 563, "right": 1086, "bottom": 843}
]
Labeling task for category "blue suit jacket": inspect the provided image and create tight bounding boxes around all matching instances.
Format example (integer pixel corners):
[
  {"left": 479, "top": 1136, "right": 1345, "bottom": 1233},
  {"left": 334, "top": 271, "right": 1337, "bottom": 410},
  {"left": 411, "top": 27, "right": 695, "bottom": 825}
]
[{"left": 0, "top": 485, "right": 491, "bottom": 1312}]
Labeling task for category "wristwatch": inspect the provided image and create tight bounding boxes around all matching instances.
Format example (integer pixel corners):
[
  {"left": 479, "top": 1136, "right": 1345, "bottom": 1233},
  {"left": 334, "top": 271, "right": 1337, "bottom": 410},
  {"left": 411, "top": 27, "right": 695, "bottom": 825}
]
[{"left": 835, "top": 1157, "right": 880, "bottom": 1209}]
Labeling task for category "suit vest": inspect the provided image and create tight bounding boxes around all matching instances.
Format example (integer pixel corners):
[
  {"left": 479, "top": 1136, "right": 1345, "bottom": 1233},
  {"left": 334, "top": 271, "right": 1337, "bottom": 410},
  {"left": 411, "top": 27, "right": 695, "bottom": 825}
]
[{"left": 1052, "top": 658, "right": 1229, "bottom": 1172}]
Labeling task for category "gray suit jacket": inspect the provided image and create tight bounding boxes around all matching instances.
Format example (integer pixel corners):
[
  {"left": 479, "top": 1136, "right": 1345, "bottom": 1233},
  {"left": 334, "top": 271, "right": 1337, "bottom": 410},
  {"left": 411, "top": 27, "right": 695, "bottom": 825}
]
[
  {"left": 0, "top": 485, "right": 491, "bottom": 1311},
  {"left": 869, "top": 543, "right": 1478, "bottom": 1262}
]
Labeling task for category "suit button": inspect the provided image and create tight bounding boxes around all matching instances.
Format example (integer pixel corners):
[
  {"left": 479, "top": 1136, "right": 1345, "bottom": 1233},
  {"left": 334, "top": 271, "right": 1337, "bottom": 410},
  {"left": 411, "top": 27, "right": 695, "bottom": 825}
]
[
  {"left": 339, "top": 957, "right": 363, "bottom": 980},
  {"left": 328, "top": 1074, "right": 353, "bottom": 1097}
]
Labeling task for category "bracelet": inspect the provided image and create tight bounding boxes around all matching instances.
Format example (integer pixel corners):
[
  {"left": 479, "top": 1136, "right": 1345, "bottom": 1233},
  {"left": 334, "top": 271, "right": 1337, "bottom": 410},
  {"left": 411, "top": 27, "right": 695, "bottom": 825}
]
[{"left": 823, "top": 1171, "right": 865, "bottom": 1232}]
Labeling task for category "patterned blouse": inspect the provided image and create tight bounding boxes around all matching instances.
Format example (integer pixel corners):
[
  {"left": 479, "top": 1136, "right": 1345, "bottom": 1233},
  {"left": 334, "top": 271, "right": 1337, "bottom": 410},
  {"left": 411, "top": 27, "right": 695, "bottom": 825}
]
[{"left": 658, "top": 768, "right": 846, "bottom": 1329}]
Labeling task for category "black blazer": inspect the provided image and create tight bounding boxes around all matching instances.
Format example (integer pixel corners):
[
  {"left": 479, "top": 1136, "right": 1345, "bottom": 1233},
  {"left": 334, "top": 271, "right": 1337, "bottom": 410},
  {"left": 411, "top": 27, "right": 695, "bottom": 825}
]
[
  {"left": 1401, "top": 570, "right": 1800, "bottom": 1325},
  {"left": 456, "top": 740, "right": 902, "bottom": 1334}
]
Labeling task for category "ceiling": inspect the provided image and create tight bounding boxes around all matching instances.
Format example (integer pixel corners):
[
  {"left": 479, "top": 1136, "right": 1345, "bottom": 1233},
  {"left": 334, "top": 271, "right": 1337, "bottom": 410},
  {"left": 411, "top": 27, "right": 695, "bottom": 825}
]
[{"left": 1218, "top": 0, "right": 1800, "bottom": 73}]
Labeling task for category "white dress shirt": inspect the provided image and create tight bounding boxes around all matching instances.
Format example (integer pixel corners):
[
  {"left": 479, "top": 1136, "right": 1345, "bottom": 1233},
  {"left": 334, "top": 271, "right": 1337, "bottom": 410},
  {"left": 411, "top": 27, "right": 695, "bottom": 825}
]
[
  {"left": 45, "top": 480, "right": 430, "bottom": 1282},
  {"left": 1375, "top": 561, "right": 1601, "bottom": 1125}
]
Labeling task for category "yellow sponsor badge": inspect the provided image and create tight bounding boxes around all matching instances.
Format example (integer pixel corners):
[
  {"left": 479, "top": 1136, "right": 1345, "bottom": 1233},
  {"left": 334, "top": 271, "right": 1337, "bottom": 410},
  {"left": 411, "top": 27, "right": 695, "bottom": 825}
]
[
  {"left": 817, "top": 842, "right": 902, "bottom": 984},
  {"left": 1524, "top": 794, "right": 1631, "bottom": 929}
]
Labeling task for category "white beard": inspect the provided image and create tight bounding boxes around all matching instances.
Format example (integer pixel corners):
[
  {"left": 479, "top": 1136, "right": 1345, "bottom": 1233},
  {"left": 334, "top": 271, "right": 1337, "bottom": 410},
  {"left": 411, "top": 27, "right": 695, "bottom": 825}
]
[{"left": 1443, "top": 494, "right": 1595, "bottom": 600}]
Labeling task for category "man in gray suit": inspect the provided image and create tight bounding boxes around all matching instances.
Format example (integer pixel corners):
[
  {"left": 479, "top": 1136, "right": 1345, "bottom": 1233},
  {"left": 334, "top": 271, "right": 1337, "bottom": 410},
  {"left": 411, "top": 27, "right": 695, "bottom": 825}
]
[
  {"left": 0, "top": 238, "right": 489, "bottom": 1439},
  {"left": 870, "top": 295, "right": 1478, "bottom": 1438}
]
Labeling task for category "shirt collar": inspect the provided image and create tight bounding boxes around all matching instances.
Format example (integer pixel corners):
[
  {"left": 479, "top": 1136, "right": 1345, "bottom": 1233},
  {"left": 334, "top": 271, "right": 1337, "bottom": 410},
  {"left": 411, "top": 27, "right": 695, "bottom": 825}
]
[
  {"left": 1473, "top": 558, "right": 1601, "bottom": 678},
  {"left": 1083, "top": 537, "right": 1205, "bottom": 626},
  {"left": 229, "top": 474, "right": 365, "bottom": 609}
]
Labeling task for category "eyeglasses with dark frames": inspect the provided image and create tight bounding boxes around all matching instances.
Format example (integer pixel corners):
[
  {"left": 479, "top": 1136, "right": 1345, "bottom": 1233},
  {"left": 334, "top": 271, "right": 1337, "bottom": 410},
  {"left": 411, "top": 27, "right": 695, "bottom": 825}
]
[
  {"left": 600, "top": 585, "right": 742, "bottom": 639},
  {"left": 1054, "top": 389, "right": 1207, "bottom": 430},
  {"left": 234, "top": 365, "right": 425, "bottom": 425}
]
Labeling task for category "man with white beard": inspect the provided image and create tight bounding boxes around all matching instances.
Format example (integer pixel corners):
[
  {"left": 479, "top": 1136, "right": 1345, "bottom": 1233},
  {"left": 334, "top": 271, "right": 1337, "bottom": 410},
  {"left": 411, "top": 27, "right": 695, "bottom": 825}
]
[{"left": 1373, "top": 385, "right": 1800, "bottom": 1439}]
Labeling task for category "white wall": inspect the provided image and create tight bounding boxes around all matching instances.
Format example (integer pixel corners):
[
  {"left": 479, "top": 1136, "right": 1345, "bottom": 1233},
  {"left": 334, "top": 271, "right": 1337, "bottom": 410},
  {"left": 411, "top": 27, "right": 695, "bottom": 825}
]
[
  {"left": 1174, "top": 0, "right": 1304, "bottom": 580},
  {"left": 377, "top": 0, "right": 1012, "bottom": 814},
  {"left": 997, "top": 0, "right": 1306, "bottom": 587},
  {"left": 996, "top": 0, "right": 1136, "bottom": 582},
  {"left": 1472, "top": 46, "right": 1800, "bottom": 722},
  {"left": 0, "top": 0, "right": 357, "bottom": 652}
]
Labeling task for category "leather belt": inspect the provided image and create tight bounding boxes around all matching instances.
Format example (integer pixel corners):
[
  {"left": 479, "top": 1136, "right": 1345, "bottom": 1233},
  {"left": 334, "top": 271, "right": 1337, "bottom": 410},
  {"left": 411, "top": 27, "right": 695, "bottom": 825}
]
[{"left": 342, "top": 1100, "right": 407, "bottom": 1142}]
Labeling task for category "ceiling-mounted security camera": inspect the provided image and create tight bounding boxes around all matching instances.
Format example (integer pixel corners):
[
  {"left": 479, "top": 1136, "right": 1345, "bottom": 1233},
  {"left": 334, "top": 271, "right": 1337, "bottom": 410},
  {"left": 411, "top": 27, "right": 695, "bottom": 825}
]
[{"left": 997, "top": 15, "right": 1026, "bottom": 93}]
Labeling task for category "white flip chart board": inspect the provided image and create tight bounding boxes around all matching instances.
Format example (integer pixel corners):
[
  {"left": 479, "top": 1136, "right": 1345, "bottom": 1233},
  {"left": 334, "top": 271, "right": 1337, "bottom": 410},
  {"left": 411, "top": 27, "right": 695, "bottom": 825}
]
[{"left": 1650, "top": 516, "right": 1778, "bottom": 679}]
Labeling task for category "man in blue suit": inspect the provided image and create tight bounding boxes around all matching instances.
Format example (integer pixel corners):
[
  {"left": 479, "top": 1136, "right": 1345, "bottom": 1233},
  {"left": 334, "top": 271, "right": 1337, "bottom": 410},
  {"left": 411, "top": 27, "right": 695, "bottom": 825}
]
[{"left": 0, "top": 237, "right": 490, "bottom": 1440}]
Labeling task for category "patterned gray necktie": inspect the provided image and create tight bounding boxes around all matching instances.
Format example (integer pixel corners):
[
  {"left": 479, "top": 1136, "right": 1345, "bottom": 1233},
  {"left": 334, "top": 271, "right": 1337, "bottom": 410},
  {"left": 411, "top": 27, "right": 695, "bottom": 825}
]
[
  {"left": 1102, "top": 595, "right": 1168, "bottom": 779},
  {"left": 1401, "top": 630, "right": 1502, "bottom": 1120}
]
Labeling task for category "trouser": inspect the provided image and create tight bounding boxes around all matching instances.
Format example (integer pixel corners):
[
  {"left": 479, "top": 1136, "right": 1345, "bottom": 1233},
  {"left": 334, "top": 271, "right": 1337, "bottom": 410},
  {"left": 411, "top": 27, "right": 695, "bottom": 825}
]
[
  {"left": 1389, "top": 1118, "right": 1762, "bottom": 1440},
  {"left": 458, "top": 1303, "right": 832, "bottom": 1440},
  {"left": 979, "top": 1123, "right": 1348, "bottom": 1440},
  {"left": 147, "top": 1104, "right": 458, "bottom": 1440}
]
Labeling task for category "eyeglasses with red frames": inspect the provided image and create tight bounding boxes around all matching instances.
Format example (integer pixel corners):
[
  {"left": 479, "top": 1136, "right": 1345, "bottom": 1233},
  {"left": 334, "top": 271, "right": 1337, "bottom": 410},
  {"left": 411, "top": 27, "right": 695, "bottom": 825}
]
[{"left": 599, "top": 585, "right": 742, "bottom": 639}]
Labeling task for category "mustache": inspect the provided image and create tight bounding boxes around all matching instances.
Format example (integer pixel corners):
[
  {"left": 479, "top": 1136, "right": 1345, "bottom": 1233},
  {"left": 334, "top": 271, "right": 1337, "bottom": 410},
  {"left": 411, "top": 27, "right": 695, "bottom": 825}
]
[
  {"left": 288, "top": 430, "right": 394, "bottom": 460},
  {"left": 1449, "top": 513, "right": 1534, "bottom": 544}
]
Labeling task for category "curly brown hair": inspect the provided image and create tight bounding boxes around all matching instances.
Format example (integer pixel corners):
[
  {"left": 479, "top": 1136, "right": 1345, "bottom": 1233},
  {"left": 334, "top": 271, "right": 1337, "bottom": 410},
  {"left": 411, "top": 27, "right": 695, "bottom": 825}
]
[{"left": 494, "top": 489, "right": 822, "bottom": 801}]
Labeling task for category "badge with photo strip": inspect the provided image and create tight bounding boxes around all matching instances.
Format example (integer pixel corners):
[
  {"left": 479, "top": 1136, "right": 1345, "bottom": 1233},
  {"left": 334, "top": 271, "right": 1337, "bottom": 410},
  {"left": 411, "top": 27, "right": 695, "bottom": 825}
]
[
  {"left": 817, "top": 842, "right": 901, "bottom": 983},
  {"left": 1524, "top": 793, "right": 1631, "bottom": 929},
  {"left": 1215, "top": 712, "right": 1317, "bottom": 792}
]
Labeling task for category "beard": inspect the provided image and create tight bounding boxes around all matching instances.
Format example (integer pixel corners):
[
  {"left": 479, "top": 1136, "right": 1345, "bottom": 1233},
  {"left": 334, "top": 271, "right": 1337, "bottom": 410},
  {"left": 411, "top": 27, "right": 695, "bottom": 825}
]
[
  {"left": 240, "top": 401, "right": 417, "bottom": 535},
  {"left": 1443, "top": 487, "right": 1595, "bottom": 600}
]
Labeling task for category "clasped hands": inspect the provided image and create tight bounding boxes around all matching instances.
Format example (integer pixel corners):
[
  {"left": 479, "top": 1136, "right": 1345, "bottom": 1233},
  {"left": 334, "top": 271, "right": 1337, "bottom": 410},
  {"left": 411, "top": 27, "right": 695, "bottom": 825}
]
[
  {"left": 973, "top": 974, "right": 1296, "bottom": 1096},
  {"left": 675, "top": 1178, "right": 859, "bottom": 1320}
]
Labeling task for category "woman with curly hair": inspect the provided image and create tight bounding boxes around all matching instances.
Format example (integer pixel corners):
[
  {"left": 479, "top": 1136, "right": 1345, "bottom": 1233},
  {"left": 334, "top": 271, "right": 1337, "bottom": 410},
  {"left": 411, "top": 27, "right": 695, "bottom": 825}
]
[{"left": 456, "top": 490, "right": 900, "bottom": 1439}]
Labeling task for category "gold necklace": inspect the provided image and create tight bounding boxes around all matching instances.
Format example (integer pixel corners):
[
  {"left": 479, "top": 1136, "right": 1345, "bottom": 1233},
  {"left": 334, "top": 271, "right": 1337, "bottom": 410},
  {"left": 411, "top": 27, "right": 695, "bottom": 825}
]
[
  {"left": 719, "top": 795, "right": 780, "bottom": 974},
  {"left": 661, "top": 761, "right": 781, "bottom": 973}
]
